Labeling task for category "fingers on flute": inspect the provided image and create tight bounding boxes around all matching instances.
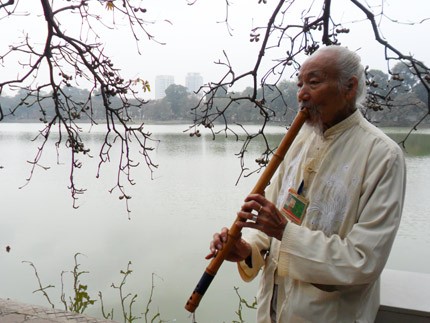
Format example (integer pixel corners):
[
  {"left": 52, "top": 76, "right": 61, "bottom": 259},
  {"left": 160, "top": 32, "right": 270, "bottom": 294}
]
[
  {"left": 207, "top": 228, "right": 229, "bottom": 259},
  {"left": 236, "top": 210, "right": 250, "bottom": 222},
  {"left": 205, "top": 251, "right": 216, "bottom": 260},
  {"left": 244, "top": 193, "right": 265, "bottom": 204},
  {"left": 237, "top": 209, "right": 259, "bottom": 224},
  {"left": 218, "top": 227, "right": 228, "bottom": 247}
]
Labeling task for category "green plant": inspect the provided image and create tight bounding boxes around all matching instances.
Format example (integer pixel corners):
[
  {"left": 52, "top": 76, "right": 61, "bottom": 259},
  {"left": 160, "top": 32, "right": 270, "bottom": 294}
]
[
  {"left": 25, "top": 254, "right": 254, "bottom": 322},
  {"left": 233, "top": 286, "right": 257, "bottom": 323},
  {"left": 60, "top": 253, "right": 96, "bottom": 313},
  {"left": 101, "top": 261, "right": 141, "bottom": 322},
  {"left": 142, "top": 273, "right": 164, "bottom": 323},
  {"left": 24, "top": 253, "right": 97, "bottom": 313},
  {"left": 99, "top": 261, "right": 167, "bottom": 323},
  {"left": 22, "top": 260, "right": 56, "bottom": 309}
]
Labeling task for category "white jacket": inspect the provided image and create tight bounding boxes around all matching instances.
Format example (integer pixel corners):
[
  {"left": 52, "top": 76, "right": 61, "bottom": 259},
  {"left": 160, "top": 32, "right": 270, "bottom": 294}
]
[{"left": 238, "top": 110, "right": 406, "bottom": 323}]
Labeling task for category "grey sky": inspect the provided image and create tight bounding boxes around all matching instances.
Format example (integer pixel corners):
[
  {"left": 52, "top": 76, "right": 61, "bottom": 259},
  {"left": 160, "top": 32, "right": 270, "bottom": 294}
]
[{"left": 135, "top": 0, "right": 430, "bottom": 98}]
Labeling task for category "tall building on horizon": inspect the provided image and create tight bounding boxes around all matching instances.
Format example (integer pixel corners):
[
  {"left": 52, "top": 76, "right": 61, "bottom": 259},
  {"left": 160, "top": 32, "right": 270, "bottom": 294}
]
[
  {"left": 155, "top": 75, "right": 174, "bottom": 99},
  {"left": 185, "top": 72, "right": 203, "bottom": 94}
]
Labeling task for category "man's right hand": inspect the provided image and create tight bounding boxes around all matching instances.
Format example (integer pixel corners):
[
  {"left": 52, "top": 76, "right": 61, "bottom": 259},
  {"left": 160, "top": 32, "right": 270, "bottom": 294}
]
[{"left": 206, "top": 227, "right": 252, "bottom": 262}]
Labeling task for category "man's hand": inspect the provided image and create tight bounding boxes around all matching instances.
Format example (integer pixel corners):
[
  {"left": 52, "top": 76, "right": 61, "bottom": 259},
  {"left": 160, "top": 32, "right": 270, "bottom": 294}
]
[
  {"left": 206, "top": 227, "right": 252, "bottom": 262},
  {"left": 236, "top": 193, "right": 288, "bottom": 241}
]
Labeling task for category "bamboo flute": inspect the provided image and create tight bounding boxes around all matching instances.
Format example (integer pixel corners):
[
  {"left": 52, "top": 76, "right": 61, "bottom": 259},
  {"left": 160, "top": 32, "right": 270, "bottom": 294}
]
[{"left": 185, "top": 108, "right": 309, "bottom": 313}]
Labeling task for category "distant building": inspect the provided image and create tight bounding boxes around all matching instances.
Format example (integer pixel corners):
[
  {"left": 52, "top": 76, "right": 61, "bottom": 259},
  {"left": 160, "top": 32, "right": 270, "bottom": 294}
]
[
  {"left": 155, "top": 75, "right": 174, "bottom": 99},
  {"left": 185, "top": 72, "right": 203, "bottom": 94}
]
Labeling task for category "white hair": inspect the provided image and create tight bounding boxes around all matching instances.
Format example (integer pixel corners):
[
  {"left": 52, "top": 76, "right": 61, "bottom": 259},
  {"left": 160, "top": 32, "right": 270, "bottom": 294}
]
[{"left": 314, "top": 46, "right": 366, "bottom": 104}]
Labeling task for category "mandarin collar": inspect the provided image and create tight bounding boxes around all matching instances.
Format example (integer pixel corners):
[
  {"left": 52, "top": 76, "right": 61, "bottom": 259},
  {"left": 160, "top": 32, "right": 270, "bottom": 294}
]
[{"left": 321, "top": 109, "right": 362, "bottom": 139}]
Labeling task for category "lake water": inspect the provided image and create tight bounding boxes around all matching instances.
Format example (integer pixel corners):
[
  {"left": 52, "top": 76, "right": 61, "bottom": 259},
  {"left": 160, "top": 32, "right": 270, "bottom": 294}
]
[{"left": 0, "top": 123, "right": 429, "bottom": 322}]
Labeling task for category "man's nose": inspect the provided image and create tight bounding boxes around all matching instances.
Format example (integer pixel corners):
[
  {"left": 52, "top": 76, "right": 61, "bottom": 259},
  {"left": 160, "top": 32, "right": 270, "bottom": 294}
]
[{"left": 297, "top": 86, "right": 310, "bottom": 102}]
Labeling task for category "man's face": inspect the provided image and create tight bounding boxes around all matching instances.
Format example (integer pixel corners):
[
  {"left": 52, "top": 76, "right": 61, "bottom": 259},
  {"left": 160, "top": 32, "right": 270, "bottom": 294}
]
[{"left": 296, "top": 51, "right": 355, "bottom": 132}]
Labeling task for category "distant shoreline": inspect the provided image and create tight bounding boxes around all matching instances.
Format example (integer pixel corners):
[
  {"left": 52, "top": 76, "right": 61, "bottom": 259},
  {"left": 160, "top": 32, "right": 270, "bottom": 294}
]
[{"left": 2, "top": 119, "right": 429, "bottom": 129}]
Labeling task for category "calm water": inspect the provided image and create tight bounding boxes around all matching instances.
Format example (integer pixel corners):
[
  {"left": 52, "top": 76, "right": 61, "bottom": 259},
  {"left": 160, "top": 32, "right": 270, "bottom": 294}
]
[{"left": 0, "top": 123, "right": 429, "bottom": 322}]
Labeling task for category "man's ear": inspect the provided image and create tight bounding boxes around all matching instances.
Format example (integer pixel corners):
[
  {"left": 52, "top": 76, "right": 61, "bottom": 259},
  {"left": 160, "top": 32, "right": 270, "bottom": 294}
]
[{"left": 346, "top": 76, "right": 358, "bottom": 100}]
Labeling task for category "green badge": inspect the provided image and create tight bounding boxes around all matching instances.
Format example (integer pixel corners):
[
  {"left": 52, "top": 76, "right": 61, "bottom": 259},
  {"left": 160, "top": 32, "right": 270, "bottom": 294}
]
[{"left": 282, "top": 188, "right": 309, "bottom": 225}]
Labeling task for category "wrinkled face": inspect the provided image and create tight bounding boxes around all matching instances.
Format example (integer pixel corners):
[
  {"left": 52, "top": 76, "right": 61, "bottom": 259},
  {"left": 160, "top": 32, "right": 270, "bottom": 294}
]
[{"left": 297, "top": 51, "right": 357, "bottom": 132}]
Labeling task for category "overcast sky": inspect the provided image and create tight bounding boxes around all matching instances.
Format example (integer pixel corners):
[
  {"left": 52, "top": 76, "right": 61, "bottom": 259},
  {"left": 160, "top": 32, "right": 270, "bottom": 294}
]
[{"left": 1, "top": 0, "right": 429, "bottom": 99}]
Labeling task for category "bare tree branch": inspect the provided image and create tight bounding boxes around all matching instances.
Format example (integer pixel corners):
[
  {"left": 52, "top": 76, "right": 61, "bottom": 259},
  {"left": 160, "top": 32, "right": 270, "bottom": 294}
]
[
  {"left": 189, "top": 0, "right": 429, "bottom": 181},
  {"left": 0, "top": 0, "right": 162, "bottom": 216}
]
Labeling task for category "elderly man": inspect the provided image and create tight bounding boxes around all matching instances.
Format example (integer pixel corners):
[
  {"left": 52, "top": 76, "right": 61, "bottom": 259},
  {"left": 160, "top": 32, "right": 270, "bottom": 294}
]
[{"left": 208, "top": 46, "right": 406, "bottom": 322}]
